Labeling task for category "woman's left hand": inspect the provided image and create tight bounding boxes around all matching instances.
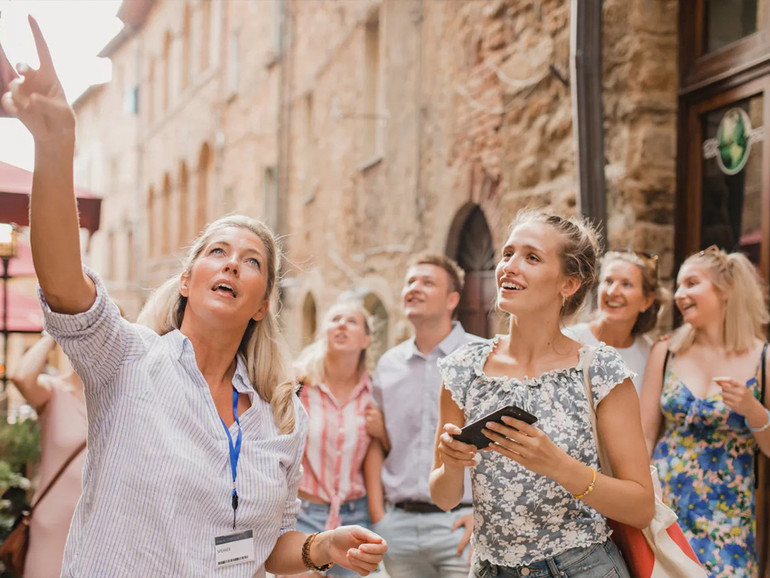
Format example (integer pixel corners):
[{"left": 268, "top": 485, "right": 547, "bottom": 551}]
[
  {"left": 327, "top": 525, "right": 387, "bottom": 575},
  {"left": 715, "top": 377, "right": 761, "bottom": 417},
  {"left": 482, "top": 416, "right": 568, "bottom": 479}
]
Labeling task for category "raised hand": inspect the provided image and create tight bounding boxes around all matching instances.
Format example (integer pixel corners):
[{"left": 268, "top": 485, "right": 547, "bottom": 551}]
[
  {"left": 715, "top": 377, "right": 764, "bottom": 418},
  {"left": 0, "top": 15, "right": 75, "bottom": 144}
]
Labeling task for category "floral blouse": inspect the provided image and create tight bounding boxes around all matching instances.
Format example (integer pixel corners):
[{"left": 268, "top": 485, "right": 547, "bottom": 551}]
[{"left": 438, "top": 338, "right": 633, "bottom": 567}]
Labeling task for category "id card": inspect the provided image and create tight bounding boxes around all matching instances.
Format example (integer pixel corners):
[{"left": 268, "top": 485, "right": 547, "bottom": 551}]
[{"left": 215, "top": 530, "right": 255, "bottom": 568}]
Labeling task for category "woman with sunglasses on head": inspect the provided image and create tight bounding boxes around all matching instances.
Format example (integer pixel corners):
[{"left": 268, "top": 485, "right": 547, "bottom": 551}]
[
  {"left": 278, "top": 301, "right": 383, "bottom": 578},
  {"left": 640, "top": 245, "right": 770, "bottom": 577},
  {"left": 565, "top": 250, "right": 667, "bottom": 394},
  {"left": 2, "top": 17, "right": 385, "bottom": 577},
  {"left": 430, "top": 209, "right": 654, "bottom": 578}
]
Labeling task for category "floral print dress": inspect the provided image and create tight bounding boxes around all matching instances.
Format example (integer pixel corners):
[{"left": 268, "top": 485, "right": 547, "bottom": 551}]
[{"left": 653, "top": 352, "right": 763, "bottom": 578}]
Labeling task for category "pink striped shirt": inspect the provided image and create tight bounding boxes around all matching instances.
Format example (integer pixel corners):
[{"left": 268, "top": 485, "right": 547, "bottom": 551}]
[{"left": 297, "top": 374, "right": 372, "bottom": 529}]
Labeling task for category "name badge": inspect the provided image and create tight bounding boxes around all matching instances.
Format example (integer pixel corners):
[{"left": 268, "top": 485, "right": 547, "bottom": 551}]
[{"left": 214, "top": 529, "right": 255, "bottom": 568}]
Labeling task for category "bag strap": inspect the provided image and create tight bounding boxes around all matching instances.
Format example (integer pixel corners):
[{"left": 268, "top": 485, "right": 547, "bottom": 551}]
[
  {"left": 580, "top": 346, "right": 614, "bottom": 477},
  {"left": 29, "top": 440, "right": 86, "bottom": 513},
  {"left": 759, "top": 343, "right": 767, "bottom": 406},
  {"left": 662, "top": 349, "right": 672, "bottom": 381}
]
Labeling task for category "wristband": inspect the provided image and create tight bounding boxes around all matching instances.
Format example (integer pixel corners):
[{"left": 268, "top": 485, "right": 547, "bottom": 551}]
[
  {"left": 301, "top": 532, "right": 333, "bottom": 572},
  {"left": 572, "top": 466, "right": 597, "bottom": 499},
  {"left": 745, "top": 407, "right": 770, "bottom": 433}
]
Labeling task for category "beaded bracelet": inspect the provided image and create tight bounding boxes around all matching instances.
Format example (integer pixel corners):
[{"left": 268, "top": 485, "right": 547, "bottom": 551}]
[
  {"left": 746, "top": 407, "right": 770, "bottom": 433},
  {"left": 301, "top": 532, "right": 334, "bottom": 572},
  {"left": 572, "top": 466, "right": 597, "bottom": 499}
]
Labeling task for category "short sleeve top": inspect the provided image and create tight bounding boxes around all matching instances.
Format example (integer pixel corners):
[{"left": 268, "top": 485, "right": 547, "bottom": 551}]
[{"left": 438, "top": 337, "right": 632, "bottom": 567}]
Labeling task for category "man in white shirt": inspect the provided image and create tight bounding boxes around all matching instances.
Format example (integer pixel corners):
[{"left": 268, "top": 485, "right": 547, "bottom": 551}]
[{"left": 368, "top": 253, "right": 480, "bottom": 578}]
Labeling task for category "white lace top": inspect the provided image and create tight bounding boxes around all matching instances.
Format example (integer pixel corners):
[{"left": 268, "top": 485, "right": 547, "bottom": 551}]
[{"left": 437, "top": 338, "right": 632, "bottom": 567}]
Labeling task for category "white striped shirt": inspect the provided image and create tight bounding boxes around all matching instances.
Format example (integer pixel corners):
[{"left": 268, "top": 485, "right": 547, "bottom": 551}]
[
  {"left": 40, "top": 269, "right": 307, "bottom": 578},
  {"left": 297, "top": 374, "right": 372, "bottom": 529}
]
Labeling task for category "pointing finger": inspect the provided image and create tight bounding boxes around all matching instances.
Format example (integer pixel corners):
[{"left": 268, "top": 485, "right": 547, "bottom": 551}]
[{"left": 28, "top": 16, "right": 55, "bottom": 72}]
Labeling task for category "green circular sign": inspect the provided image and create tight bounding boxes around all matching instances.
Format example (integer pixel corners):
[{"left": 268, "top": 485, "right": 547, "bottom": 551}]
[{"left": 716, "top": 108, "right": 752, "bottom": 176}]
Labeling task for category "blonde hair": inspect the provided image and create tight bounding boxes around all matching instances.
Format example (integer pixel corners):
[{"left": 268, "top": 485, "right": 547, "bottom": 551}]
[
  {"left": 137, "top": 215, "right": 296, "bottom": 433},
  {"left": 294, "top": 301, "right": 373, "bottom": 387},
  {"left": 601, "top": 251, "right": 670, "bottom": 336},
  {"left": 670, "top": 248, "right": 769, "bottom": 354},
  {"left": 510, "top": 209, "right": 601, "bottom": 319}
]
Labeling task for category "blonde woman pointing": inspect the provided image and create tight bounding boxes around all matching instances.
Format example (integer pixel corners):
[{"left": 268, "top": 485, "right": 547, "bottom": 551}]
[{"left": 1, "top": 17, "right": 385, "bottom": 577}]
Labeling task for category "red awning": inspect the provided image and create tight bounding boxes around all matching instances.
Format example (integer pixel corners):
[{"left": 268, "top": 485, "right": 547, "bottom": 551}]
[
  {"left": 0, "top": 288, "right": 43, "bottom": 333},
  {"left": 0, "top": 161, "right": 102, "bottom": 236}
]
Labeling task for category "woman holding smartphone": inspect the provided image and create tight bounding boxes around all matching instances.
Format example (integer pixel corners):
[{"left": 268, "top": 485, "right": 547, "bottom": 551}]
[
  {"left": 2, "top": 17, "right": 385, "bottom": 577},
  {"left": 640, "top": 246, "right": 770, "bottom": 577},
  {"left": 429, "top": 209, "right": 654, "bottom": 577}
]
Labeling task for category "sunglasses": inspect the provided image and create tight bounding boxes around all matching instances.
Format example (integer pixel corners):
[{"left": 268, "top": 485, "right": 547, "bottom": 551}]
[
  {"left": 698, "top": 244, "right": 721, "bottom": 257},
  {"left": 606, "top": 249, "right": 659, "bottom": 276}
]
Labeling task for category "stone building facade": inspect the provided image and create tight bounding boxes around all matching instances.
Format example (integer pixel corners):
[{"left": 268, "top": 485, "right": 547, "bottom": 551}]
[{"left": 72, "top": 0, "right": 769, "bottom": 359}]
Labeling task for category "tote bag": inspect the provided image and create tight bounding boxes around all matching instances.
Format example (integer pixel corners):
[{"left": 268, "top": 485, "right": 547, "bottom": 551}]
[{"left": 580, "top": 347, "right": 707, "bottom": 578}]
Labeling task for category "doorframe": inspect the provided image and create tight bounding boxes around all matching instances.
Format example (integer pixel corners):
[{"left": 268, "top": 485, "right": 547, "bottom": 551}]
[{"left": 675, "top": 76, "right": 770, "bottom": 279}]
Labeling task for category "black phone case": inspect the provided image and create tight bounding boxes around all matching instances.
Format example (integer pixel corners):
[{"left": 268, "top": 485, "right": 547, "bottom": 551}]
[{"left": 453, "top": 404, "right": 538, "bottom": 449}]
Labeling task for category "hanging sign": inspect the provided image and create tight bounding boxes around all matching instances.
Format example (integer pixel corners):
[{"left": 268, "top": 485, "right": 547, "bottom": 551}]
[{"left": 702, "top": 107, "right": 764, "bottom": 176}]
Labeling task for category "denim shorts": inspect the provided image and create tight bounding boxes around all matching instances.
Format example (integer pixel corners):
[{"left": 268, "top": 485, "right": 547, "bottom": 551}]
[
  {"left": 295, "top": 496, "right": 371, "bottom": 577},
  {"left": 471, "top": 539, "right": 630, "bottom": 578}
]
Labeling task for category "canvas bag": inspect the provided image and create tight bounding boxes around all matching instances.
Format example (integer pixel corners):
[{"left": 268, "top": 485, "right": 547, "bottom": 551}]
[
  {"left": 0, "top": 441, "right": 86, "bottom": 577},
  {"left": 580, "top": 347, "right": 707, "bottom": 578}
]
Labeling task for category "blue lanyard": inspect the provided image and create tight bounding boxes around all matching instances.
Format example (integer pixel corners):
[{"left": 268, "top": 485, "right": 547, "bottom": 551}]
[{"left": 219, "top": 388, "right": 242, "bottom": 529}]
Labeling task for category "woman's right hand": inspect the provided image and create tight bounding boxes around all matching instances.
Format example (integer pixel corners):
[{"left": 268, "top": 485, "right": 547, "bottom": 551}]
[
  {"left": 437, "top": 424, "right": 478, "bottom": 471},
  {"left": 0, "top": 16, "right": 75, "bottom": 145}
]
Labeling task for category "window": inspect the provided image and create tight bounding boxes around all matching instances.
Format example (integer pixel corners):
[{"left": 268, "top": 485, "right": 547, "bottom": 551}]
[
  {"left": 124, "top": 86, "right": 139, "bottom": 115},
  {"left": 178, "top": 162, "right": 189, "bottom": 246},
  {"left": 147, "top": 186, "right": 155, "bottom": 256},
  {"left": 108, "top": 231, "right": 116, "bottom": 280},
  {"left": 201, "top": 0, "right": 212, "bottom": 71},
  {"left": 127, "top": 228, "right": 136, "bottom": 282},
  {"left": 181, "top": 3, "right": 192, "bottom": 89},
  {"left": 162, "top": 174, "right": 172, "bottom": 254},
  {"left": 301, "top": 293, "right": 317, "bottom": 348},
  {"left": 263, "top": 166, "right": 278, "bottom": 230},
  {"left": 228, "top": 28, "right": 240, "bottom": 97},
  {"left": 704, "top": 0, "right": 760, "bottom": 53},
  {"left": 677, "top": 1, "right": 770, "bottom": 277},
  {"left": 363, "top": 12, "right": 383, "bottom": 161},
  {"left": 680, "top": 0, "right": 770, "bottom": 90},
  {"left": 162, "top": 31, "right": 172, "bottom": 111},
  {"left": 147, "top": 59, "right": 155, "bottom": 122},
  {"left": 196, "top": 144, "right": 211, "bottom": 235}
]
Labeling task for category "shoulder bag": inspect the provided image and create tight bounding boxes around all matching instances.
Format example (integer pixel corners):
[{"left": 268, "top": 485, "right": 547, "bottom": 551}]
[
  {"left": 0, "top": 440, "right": 86, "bottom": 577},
  {"left": 581, "top": 347, "right": 706, "bottom": 578}
]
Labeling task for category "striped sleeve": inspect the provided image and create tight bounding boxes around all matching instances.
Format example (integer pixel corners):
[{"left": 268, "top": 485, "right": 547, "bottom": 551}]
[{"left": 39, "top": 267, "right": 149, "bottom": 401}]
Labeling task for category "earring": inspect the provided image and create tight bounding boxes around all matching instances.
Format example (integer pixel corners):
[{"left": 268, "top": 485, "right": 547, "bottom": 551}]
[{"left": 561, "top": 295, "right": 566, "bottom": 309}]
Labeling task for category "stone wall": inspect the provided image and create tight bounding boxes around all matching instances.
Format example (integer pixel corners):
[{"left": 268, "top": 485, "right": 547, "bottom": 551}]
[
  {"left": 603, "top": 0, "right": 678, "bottom": 282},
  {"left": 73, "top": 0, "right": 681, "bottom": 352}
]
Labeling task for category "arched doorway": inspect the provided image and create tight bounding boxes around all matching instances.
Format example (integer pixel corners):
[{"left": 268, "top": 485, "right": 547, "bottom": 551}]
[{"left": 447, "top": 204, "right": 497, "bottom": 338}]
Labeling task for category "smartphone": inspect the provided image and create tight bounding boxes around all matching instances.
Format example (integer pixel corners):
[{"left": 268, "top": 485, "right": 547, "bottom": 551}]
[{"left": 453, "top": 404, "right": 538, "bottom": 449}]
